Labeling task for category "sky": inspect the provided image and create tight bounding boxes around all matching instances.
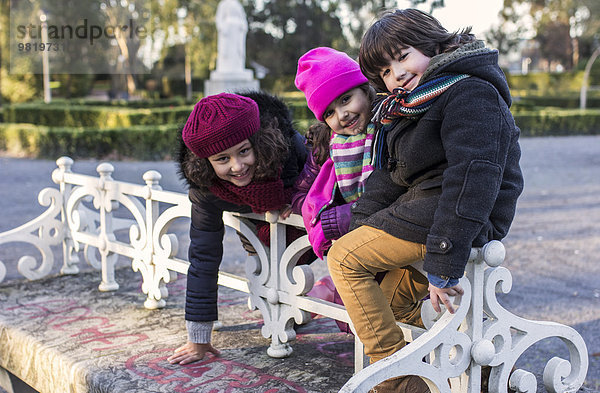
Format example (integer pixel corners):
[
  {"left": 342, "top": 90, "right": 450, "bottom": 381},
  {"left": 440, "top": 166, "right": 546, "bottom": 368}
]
[{"left": 396, "top": 0, "right": 505, "bottom": 37}]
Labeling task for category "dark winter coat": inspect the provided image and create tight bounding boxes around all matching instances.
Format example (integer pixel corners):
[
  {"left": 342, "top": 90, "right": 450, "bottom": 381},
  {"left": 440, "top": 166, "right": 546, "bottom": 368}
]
[
  {"left": 350, "top": 43, "right": 524, "bottom": 279},
  {"left": 178, "top": 91, "right": 308, "bottom": 322}
]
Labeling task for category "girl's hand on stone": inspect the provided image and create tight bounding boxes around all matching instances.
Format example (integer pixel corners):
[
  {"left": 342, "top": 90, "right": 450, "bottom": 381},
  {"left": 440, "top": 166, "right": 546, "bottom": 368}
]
[{"left": 167, "top": 341, "right": 220, "bottom": 365}]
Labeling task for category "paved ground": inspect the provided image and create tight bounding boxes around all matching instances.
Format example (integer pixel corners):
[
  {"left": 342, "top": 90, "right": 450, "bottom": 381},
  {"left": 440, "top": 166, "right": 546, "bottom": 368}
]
[{"left": 0, "top": 135, "right": 599, "bottom": 392}]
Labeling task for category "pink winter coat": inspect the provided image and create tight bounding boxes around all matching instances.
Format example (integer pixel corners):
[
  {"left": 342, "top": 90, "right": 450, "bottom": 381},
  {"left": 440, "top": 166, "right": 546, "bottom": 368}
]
[{"left": 301, "top": 158, "right": 338, "bottom": 259}]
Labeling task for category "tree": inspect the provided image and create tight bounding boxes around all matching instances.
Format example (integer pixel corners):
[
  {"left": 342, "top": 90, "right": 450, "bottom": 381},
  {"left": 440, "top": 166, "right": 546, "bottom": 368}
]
[
  {"left": 3, "top": 0, "right": 140, "bottom": 100},
  {"left": 532, "top": 0, "right": 575, "bottom": 69},
  {"left": 99, "top": 0, "right": 150, "bottom": 96},
  {"left": 337, "top": 0, "right": 446, "bottom": 50},
  {"left": 242, "top": 0, "right": 447, "bottom": 92},
  {"left": 537, "top": 19, "right": 573, "bottom": 69},
  {"left": 148, "top": 0, "right": 220, "bottom": 97},
  {"left": 502, "top": 0, "right": 600, "bottom": 70},
  {"left": 485, "top": 2, "right": 529, "bottom": 56},
  {"left": 243, "top": 0, "right": 350, "bottom": 91},
  {"left": 580, "top": 45, "right": 600, "bottom": 109},
  {"left": 0, "top": 0, "right": 42, "bottom": 103},
  {"left": 570, "top": 0, "right": 600, "bottom": 62}
]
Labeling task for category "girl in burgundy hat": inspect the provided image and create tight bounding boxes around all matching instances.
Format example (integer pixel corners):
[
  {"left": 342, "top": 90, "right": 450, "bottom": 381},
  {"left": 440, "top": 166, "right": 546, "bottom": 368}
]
[{"left": 168, "top": 91, "right": 308, "bottom": 365}]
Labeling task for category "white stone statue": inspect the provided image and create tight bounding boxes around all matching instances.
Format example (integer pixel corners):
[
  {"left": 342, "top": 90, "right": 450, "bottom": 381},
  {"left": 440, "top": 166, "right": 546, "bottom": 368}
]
[
  {"left": 215, "top": 0, "right": 248, "bottom": 73},
  {"left": 205, "top": 0, "right": 259, "bottom": 95}
]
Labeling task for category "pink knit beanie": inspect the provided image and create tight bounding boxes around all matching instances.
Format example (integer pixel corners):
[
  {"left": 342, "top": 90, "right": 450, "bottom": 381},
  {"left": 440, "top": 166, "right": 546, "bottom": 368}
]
[
  {"left": 295, "top": 47, "right": 368, "bottom": 121},
  {"left": 182, "top": 93, "right": 260, "bottom": 158}
]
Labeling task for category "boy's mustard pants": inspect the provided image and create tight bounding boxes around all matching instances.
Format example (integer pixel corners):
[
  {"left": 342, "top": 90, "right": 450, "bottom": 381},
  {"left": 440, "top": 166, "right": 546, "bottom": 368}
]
[{"left": 327, "top": 226, "right": 429, "bottom": 363}]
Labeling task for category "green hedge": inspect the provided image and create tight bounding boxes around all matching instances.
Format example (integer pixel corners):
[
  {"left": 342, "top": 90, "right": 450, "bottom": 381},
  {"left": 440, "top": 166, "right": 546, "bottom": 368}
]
[
  {"left": 507, "top": 71, "right": 586, "bottom": 93},
  {"left": 0, "top": 123, "right": 182, "bottom": 160},
  {"left": 294, "top": 109, "right": 600, "bottom": 137},
  {"left": 286, "top": 101, "right": 314, "bottom": 124},
  {"left": 3, "top": 96, "right": 314, "bottom": 133},
  {"left": 512, "top": 95, "right": 600, "bottom": 110},
  {"left": 3, "top": 103, "right": 193, "bottom": 128},
  {"left": 514, "top": 109, "right": 600, "bottom": 136},
  {"left": 46, "top": 97, "right": 199, "bottom": 108},
  {"left": 285, "top": 96, "right": 600, "bottom": 137},
  {"left": 2, "top": 108, "right": 599, "bottom": 160}
]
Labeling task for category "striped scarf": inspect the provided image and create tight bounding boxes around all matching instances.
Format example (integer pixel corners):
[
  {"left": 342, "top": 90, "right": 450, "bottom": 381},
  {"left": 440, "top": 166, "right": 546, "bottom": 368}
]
[
  {"left": 373, "top": 74, "right": 470, "bottom": 123},
  {"left": 372, "top": 73, "right": 470, "bottom": 169},
  {"left": 330, "top": 123, "right": 375, "bottom": 203}
]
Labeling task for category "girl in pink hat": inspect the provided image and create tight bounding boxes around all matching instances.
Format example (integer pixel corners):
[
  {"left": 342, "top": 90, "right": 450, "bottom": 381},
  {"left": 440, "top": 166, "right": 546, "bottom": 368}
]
[
  {"left": 292, "top": 47, "right": 377, "bottom": 261},
  {"left": 168, "top": 91, "right": 309, "bottom": 365},
  {"left": 293, "top": 47, "right": 409, "bottom": 332}
]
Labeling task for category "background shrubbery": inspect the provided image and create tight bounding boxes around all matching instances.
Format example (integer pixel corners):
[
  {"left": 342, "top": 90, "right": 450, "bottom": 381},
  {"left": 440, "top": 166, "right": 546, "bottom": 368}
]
[
  {"left": 3, "top": 103, "right": 193, "bottom": 128},
  {"left": 1, "top": 72, "right": 600, "bottom": 160},
  {"left": 0, "top": 122, "right": 182, "bottom": 160},
  {"left": 514, "top": 109, "right": 600, "bottom": 136}
]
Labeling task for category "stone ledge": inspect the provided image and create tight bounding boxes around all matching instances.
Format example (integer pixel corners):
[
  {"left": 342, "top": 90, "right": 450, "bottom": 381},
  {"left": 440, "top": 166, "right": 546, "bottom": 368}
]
[{"left": 0, "top": 268, "right": 354, "bottom": 393}]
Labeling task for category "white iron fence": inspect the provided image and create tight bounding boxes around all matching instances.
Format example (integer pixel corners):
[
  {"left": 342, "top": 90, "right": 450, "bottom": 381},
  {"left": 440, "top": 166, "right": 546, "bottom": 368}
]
[{"left": 0, "top": 157, "right": 589, "bottom": 393}]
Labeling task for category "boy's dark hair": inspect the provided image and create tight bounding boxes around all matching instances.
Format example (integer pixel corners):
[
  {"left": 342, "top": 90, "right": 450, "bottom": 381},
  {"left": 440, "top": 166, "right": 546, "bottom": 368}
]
[
  {"left": 180, "top": 119, "right": 288, "bottom": 189},
  {"left": 359, "top": 8, "right": 476, "bottom": 91},
  {"left": 306, "top": 83, "right": 376, "bottom": 166}
]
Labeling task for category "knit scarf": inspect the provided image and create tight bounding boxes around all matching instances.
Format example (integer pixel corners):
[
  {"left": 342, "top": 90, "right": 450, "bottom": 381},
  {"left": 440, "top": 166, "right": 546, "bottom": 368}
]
[
  {"left": 209, "top": 177, "right": 289, "bottom": 214},
  {"left": 372, "top": 73, "right": 470, "bottom": 169},
  {"left": 211, "top": 178, "right": 314, "bottom": 264},
  {"left": 374, "top": 74, "right": 470, "bottom": 123},
  {"left": 330, "top": 123, "right": 375, "bottom": 203}
]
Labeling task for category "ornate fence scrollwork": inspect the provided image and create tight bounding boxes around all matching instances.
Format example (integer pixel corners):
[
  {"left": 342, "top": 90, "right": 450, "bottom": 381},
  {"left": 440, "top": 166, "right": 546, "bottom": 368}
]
[
  {"left": 340, "top": 241, "right": 589, "bottom": 393},
  {"left": 0, "top": 158, "right": 589, "bottom": 392},
  {"left": 0, "top": 187, "right": 64, "bottom": 283}
]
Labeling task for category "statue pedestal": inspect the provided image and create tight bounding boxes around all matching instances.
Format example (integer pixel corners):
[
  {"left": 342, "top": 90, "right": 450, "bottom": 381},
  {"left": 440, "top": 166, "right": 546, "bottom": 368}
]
[{"left": 204, "top": 69, "right": 259, "bottom": 96}]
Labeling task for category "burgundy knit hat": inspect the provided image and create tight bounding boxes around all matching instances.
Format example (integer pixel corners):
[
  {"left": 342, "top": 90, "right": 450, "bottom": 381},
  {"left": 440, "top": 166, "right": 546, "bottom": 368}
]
[{"left": 182, "top": 93, "right": 260, "bottom": 158}]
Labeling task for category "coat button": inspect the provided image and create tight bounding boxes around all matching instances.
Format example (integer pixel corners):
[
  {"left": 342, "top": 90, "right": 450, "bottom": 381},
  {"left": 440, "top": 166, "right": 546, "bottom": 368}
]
[{"left": 439, "top": 241, "right": 448, "bottom": 250}]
